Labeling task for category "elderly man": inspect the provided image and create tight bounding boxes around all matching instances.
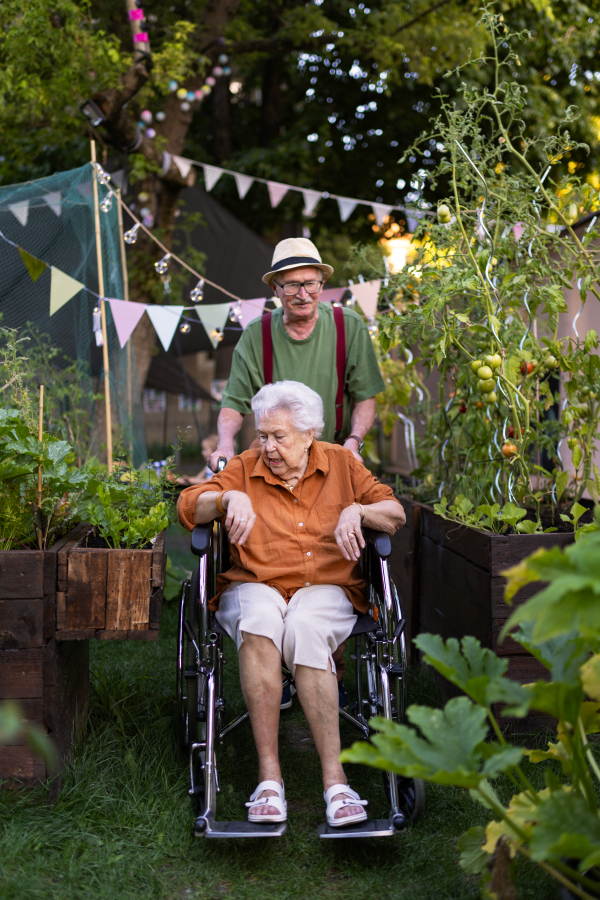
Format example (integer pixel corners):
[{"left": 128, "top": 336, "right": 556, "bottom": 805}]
[{"left": 208, "top": 237, "right": 384, "bottom": 472}]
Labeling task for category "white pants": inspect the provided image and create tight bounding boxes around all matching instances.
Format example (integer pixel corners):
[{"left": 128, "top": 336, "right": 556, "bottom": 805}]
[{"left": 215, "top": 582, "right": 357, "bottom": 677}]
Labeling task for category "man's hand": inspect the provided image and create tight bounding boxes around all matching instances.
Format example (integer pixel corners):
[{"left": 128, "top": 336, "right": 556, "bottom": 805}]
[
  {"left": 343, "top": 438, "right": 364, "bottom": 464},
  {"left": 222, "top": 490, "right": 256, "bottom": 546},
  {"left": 334, "top": 505, "right": 365, "bottom": 561},
  {"left": 208, "top": 447, "right": 235, "bottom": 473}
]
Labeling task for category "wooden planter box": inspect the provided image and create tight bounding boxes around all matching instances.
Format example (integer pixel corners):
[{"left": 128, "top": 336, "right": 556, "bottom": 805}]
[
  {"left": 388, "top": 497, "right": 426, "bottom": 666},
  {"left": 54, "top": 526, "right": 166, "bottom": 641},
  {"left": 0, "top": 525, "right": 90, "bottom": 786}
]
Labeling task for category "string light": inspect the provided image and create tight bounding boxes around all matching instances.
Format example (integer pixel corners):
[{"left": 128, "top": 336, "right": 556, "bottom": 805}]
[
  {"left": 190, "top": 278, "right": 205, "bottom": 302},
  {"left": 156, "top": 111, "right": 166, "bottom": 122},
  {"left": 162, "top": 274, "right": 171, "bottom": 295},
  {"left": 346, "top": 292, "right": 357, "bottom": 307},
  {"left": 124, "top": 223, "right": 141, "bottom": 244},
  {"left": 154, "top": 253, "right": 171, "bottom": 274},
  {"left": 179, "top": 322, "right": 191, "bottom": 333},
  {"left": 230, "top": 302, "right": 243, "bottom": 323},
  {"left": 92, "top": 161, "right": 111, "bottom": 186},
  {"left": 180, "top": 101, "right": 191, "bottom": 112},
  {"left": 100, "top": 191, "right": 114, "bottom": 212},
  {"left": 367, "top": 317, "right": 378, "bottom": 339},
  {"left": 212, "top": 328, "right": 224, "bottom": 343},
  {"left": 92, "top": 306, "right": 103, "bottom": 347}
]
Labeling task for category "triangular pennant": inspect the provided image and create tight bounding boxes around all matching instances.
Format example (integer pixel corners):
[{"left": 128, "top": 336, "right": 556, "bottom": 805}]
[
  {"left": 42, "top": 192, "right": 62, "bottom": 216},
  {"left": 49, "top": 267, "right": 84, "bottom": 316},
  {"left": 173, "top": 156, "right": 193, "bottom": 180},
  {"left": 352, "top": 279, "right": 381, "bottom": 318},
  {"left": 337, "top": 197, "right": 357, "bottom": 222},
  {"left": 234, "top": 173, "right": 254, "bottom": 199},
  {"left": 321, "top": 286, "right": 346, "bottom": 304},
  {"left": 196, "top": 303, "right": 231, "bottom": 331},
  {"left": 108, "top": 298, "right": 147, "bottom": 349},
  {"left": 76, "top": 182, "right": 93, "bottom": 200},
  {"left": 110, "top": 170, "right": 126, "bottom": 192},
  {"left": 203, "top": 165, "right": 223, "bottom": 192},
  {"left": 267, "top": 182, "right": 288, "bottom": 208},
  {"left": 146, "top": 305, "right": 184, "bottom": 351},
  {"left": 372, "top": 203, "right": 393, "bottom": 227},
  {"left": 512, "top": 222, "right": 524, "bottom": 243},
  {"left": 233, "top": 298, "right": 266, "bottom": 329},
  {"left": 302, "top": 189, "right": 321, "bottom": 216},
  {"left": 18, "top": 247, "right": 46, "bottom": 282},
  {"left": 9, "top": 200, "right": 29, "bottom": 227}
]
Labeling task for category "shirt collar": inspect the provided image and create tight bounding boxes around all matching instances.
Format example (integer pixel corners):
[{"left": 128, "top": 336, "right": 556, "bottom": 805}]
[{"left": 250, "top": 440, "right": 329, "bottom": 484}]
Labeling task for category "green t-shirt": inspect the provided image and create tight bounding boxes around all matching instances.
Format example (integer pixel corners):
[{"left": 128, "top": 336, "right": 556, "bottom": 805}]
[{"left": 221, "top": 302, "right": 385, "bottom": 442}]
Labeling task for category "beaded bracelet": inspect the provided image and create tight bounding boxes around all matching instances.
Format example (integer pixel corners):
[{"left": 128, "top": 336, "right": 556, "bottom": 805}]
[{"left": 215, "top": 491, "right": 227, "bottom": 516}]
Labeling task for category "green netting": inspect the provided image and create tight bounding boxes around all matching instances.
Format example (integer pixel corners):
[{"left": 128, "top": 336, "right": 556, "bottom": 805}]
[{"left": 0, "top": 163, "right": 146, "bottom": 466}]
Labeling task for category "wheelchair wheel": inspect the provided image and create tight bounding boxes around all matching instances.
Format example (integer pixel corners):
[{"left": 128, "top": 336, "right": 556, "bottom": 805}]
[
  {"left": 383, "top": 774, "right": 425, "bottom": 823},
  {"left": 177, "top": 571, "right": 200, "bottom": 748}
]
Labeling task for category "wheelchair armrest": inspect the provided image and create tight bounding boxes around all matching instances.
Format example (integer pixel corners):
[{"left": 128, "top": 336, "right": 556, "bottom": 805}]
[
  {"left": 191, "top": 523, "right": 213, "bottom": 557},
  {"left": 364, "top": 528, "right": 392, "bottom": 560}
]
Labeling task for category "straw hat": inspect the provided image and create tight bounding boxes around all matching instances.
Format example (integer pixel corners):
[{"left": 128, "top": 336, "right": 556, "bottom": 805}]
[{"left": 262, "top": 237, "right": 334, "bottom": 285}]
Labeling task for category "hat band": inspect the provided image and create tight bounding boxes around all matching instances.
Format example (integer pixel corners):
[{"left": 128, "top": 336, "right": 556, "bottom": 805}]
[{"left": 271, "top": 256, "right": 322, "bottom": 271}]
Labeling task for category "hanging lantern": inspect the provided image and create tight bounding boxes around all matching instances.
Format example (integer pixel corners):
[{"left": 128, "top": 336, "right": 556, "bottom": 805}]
[
  {"left": 146, "top": 127, "right": 156, "bottom": 139},
  {"left": 138, "top": 191, "right": 149, "bottom": 202},
  {"left": 367, "top": 317, "right": 378, "bottom": 339},
  {"left": 230, "top": 302, "right": 243, "bottom": 323},
  {"left": 218, "top": 54, "right": 229, "bottom": 65},
  {"left": 179, "top": 322, "right": 191, "bottom": 334},
  {"left": 186, "top": 91, "right": 195, "bottom": 101},
  {"left": 206, "top": 76, "right": 216, "bottom": 87},
  {"left": 140, "top": 206, "right": 151, "bottom": 218},
  {"left": 190, "top": 278, "right": 205, "bottom": 302},
  {"left": 168, "top": 80, "right": 178, "bottom": 92},
  {"left": 93, "top": 307, "right": 104, "bottom": 347},
  {"left": 140, "top": 109, "right": 152, "bottom": 124},
  {"left": 162, "top": 274, "right": 172, "bottom": 295},
  {"left": 194, "top": 90, "right": 204, "bottom": 101},
  {"left": 180, "top": 101, "right": 191, "bottom": 111},
  {"left": 154, "top": 253, "right": 171, "bottom": 274},
  {"left": 156, "top": 111, "right": 166, "bottom": 122},
  {"left": 100, "top": 191, "right": 114, "bottom": 213},
  {"left": 176, "top": 87, "right": 187, "bottom": 100},
  {"left": 202, "top": 85, "right": 212, "bottom": 95},
  {"left": 212, "top": 66, "right": 224, "bottom": 77},
  {"left": 222, "top": 66, "right": 231, "bottom": 76},
  {"left": 124, "top": 223, "right": 141, "bottom": 244},
  {"left": 143, "top": 214, "right": 154, "bottom": 228}
]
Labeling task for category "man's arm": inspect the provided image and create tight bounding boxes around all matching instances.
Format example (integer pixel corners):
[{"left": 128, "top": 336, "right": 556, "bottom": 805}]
[
  {"left": 208, "top": 407, "right": 244, "bottom": 471},
  {"left": 343, "top": 397, "right": 376, "bottom": 462}
]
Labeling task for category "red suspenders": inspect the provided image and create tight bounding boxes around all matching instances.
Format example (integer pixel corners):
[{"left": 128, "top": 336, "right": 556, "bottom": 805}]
[{"left": 261, "top": 305, "right": 346, "bottom": 436}]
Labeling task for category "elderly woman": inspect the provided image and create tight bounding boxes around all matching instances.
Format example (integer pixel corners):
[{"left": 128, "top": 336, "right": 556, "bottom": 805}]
[{"left": 177, "top": 380, "right": 405, "bottom": 828}]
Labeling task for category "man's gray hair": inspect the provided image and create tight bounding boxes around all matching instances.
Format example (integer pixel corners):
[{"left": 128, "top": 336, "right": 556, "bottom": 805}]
[{"left": 251, "top": 380, "right": 324, "bottom": 438}]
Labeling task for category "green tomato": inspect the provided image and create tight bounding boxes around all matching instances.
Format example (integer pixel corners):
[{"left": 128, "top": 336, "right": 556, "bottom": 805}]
[
  {"left": 477, "top": 365, "right": 494, "bottom": 380},
  {"left": 544, "top": 355, "right": 558, "bottom": 369},
  {"left": 437, "top": 204, "right": 451, "bottom": 223},
  {"left": 486, "top": 391, "right": 498, "bottom": 403},
  {"left": 478, "top": 378, "right": 496, "bottom": 393},
  {"left": 485, "top": 354, "right": 502, "bottom": 369},
  {"left": 470, "top": 359, "right": 483, "bottom": 374}
]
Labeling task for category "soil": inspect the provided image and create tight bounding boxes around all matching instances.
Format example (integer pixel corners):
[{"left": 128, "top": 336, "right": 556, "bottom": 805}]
[{"left": 82, "top": 531, "right": 153, "bottom": 551}]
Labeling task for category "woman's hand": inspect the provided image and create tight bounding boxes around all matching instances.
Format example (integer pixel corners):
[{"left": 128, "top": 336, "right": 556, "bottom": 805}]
[
  {"left": 334, "top": 505, "right": 365, "bottom": 561},
  {"left": 223, "top": 491, "right": 256, "bottom": 546}
]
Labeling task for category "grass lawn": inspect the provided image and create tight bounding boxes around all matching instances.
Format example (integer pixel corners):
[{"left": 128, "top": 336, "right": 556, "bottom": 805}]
[{"left": 0, "top": 526, "right": 559, "bottom": 900}]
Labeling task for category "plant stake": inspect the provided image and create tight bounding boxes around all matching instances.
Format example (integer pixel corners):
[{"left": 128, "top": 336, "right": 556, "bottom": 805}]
[
  {"left": 37, "top": 384, "right": 44, "bottom": 550},
  {"left": 116, "top": 187, "right": 134, "bottom": 460},
  {"left": 91, "top": 140, "right": 113, "bottom": 471}
]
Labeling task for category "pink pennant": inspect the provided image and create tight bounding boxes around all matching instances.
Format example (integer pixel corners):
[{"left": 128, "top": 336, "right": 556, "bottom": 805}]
[
  {"left": 133, "top": 32, "right": 149, "bottom": 42},
  {"left": 321, "top": 287, "right": 346, "bottom": 304},
  {"left": 267, "top": 182, "right": 288, "bottom": 208},
  {"left": 234, "top": 298, "right": 266, "bottom": 328},
  {"left": 512, "top": 222, "right": 524, "bottom": 243},
  {"left": 351, "top": 280, "right": 381, "bottom": 318},
  {"left": 128, "top": 8, "right": 144, "bottom": 19},
  {"left": 108, "top": 298, "right": 147, "bottom": 348}
]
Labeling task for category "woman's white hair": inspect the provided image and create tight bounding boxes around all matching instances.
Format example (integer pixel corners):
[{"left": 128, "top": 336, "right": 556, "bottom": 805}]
[{"left": 251, "top": 380, "right": 324, "bottom": 438}]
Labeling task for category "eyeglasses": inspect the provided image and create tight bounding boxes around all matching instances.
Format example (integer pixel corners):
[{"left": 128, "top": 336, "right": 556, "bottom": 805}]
[{"left": 275, "top": 280, "right": 323, "bottom": 296}]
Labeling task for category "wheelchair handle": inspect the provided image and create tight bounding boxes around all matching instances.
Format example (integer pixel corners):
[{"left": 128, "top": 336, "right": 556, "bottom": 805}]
[{"left": 209, "top": 456, "right": 228, "bottom": 473}]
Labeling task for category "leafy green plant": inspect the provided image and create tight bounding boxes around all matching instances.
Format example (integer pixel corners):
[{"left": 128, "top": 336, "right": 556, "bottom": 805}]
[
  {"left": 84, "top": 483, "right": 169, "bottom": 549},
  {"left": 342, "top": 511, "right": 600, "bottom": 899}
]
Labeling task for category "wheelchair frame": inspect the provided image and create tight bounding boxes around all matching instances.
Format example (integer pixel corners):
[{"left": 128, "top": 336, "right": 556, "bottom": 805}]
[{"left": 177, "top": 520, "right": 424, "bottom": 839}]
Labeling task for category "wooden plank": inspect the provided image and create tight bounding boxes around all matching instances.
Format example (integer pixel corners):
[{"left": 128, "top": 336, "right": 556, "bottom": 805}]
[
  {"left": 43, "top": 592, "right": 55, "bottom": 642},
  {"left": 420, "top": 536, "right": 492, "bottom": 611},
  {"left": 151, "top": 530, "right": 166, "bottom": 587},
  {"left": 0, "top": 649, "right": 43, "bottom": 699},
  {"left": 0, "top": 600, "right": 43, "bottom": 650},
  {"left": 106, "top": 551, "right": 152, "bottom": 631},
  {"left": 492, "top": 620, "right": 529, "bottom": 656},
  {"left": 43, "top": 639, "right": 89, "bottom": 741},
  {"left": 0, "top": 552, "right": 44, "bottom": 600},
  {"left": 18, "top": 698, "right": 44, "bottom": 726},
  {"left": 505, "top": 655, "right": 550, "bottom": 683},
  {"left": 56, "top": 592, "right": 66, "bottom": 631},
  {"left": 66, "top": 550, "right": 107, "bottom": 629},
  {"left": 127, "top": 629, "right": 159, "bottom": 641},
  {"left": 488, "top": 532, "right": 573, "bottom": 576},
  {"left": 0, "top": 746, "right": 46, "bottom": 782},
  {"left": 54, "top": 628, "right": 96, "bottom": 641},
  {"left": 149, "top": 586, "right": 163, "bottom": 631},
  {"left": 96, "top": 630, "right": 128, "bottom": 640},
  {"left": 420, "top": 598, "right": 466, "bottom": 643},
  {"left": 420, "top": 505, "right": 491, "bottom": 570},
  {"left": 51, "top": 522, "right": 91, "bottom": 556}
]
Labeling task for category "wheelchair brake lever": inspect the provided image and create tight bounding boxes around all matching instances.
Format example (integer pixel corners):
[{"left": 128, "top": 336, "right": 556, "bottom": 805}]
[
  {"left": 392, "top": 618, "right": 406, "bottom": 643},
  {"left": 183, "top": 620, "right": 200, "bottom": 657}
]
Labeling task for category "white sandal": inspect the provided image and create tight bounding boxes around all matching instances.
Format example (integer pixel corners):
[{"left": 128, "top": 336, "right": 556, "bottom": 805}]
[
  {"left": 324, "top": 783, "right": 368, "bottom": 827},
  {"left": 245, "top": 780, "right": 287, "bottom": 823}
]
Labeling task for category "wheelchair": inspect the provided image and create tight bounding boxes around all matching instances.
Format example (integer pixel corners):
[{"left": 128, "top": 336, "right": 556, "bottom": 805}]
[{"left": 177, "top": 510, "right": 425, "bottom": 839}]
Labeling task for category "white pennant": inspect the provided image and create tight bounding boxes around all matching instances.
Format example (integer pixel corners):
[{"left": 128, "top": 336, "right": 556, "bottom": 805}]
[
  {"left": 197, "top": 302, "right": 231, "bottom": 347},
  {"left": 371, "top": 203, "right": 393, "bottom": 227},
  {"left": 42, "top": 192, "right": 62, "bottom": 217},
  {"left": 9, "top": 200, "right": 29, "bottom": 227},
  {"left": 337, "top": 197, "right": 357, "bottom": 222},
  {"left": 146, "top": 305, "right": 185, "bottom": 351},
  {"left": 302, "top": 189, "right": 321, "bottom": 216},
  {"left": 234, "top": 173, "right": 254, "bottom": 199},
  {"left": 203, "top": 165, "right": 223, "bottom": 191},
  {"left": 352, "top": 279, "right": 381, "bottom": 318},
  {"left": 173, "top": 156, "right": 193, "bottom": 180},
  {"left": 267, "top": 182, "right": 288, "bottom": 208}
]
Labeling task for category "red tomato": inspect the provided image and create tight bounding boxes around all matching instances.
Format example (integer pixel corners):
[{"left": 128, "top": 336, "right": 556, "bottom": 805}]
[
  {"left": 502, "top": 443, "right": 518, "bottom": 458},
  {"left": 459, "top": 404, "right": 467, "bottom": 414},
  {"left": 507, "top": 426, "right": 524, "bottom": 439},
  {"left": 520, "top": 361, "right": 535, "bottom": 375}
]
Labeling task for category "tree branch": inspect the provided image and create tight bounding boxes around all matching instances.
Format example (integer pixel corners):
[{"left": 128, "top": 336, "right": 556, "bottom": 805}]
[
  {"left": 393, "top": 0, "right": 455, "bottom": 36},
  {"left": 225, "top": 32, "right": 337, "bottom": 56}
]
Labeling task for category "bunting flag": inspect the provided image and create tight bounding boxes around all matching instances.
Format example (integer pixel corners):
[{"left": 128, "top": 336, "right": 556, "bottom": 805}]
[
  {"left": 372, "top": 203, "right": 393, "bottom": 227},
  {"left": 321, "top": 286, "right": 346, "bottom": 304},
  {"left": 513, "top": 222, "right": 524, "bottom": 243},
  {"left": 267, "top": 182, "right": 288, "bottom": 208},
  {"left": 234, "top": 173, "right": 254, "bottom": 200},
  {"left": 235, "top": 298, "right": 266, "bottom": 328},
  {"left": 351, "top": 279, "right": 381, "bottom": 318},
  {"left": 302, "top": 189, "right": 321, "bottom": 217},
  {"left": 196, "top": 303, "right": 231, "bottom": 348},
  {"left": 146, "top": 305, "right": 185, "bottom": 351},
  {"left": 337, "top": 198, "right": 357, "bottom": 222},
  {"left": 9, "top": 201, "right": 29, "bottom": 227},
  {"left": 49, "top": 266, "right": 84, "bottom": 316},
  {"left": 173, "top": 156, "right": 193, "bottom": 181},
  {"left": 108, "top": 298, "right": 147, "bottom": 348},
  {"left": 42, "top": 192, "right": 62, "bottom": 217},
  {"left": 203, "top": 165, "right": 223, "bottom": 192},
  {"left": 76, "top": 182, "right": 93, "bottom": 200},
  {"left": 18, "top": 247, "right": 46, "bottom": 282}
]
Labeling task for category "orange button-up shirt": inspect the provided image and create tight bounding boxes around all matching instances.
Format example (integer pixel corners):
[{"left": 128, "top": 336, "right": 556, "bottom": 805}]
[{"left": 177, "top": 441, "right": 400, "bottom": 613}]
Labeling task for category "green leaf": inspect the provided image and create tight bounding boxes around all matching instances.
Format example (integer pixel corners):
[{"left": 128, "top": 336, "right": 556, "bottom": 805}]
[
  {"left": 555, "top": 470, "right": 569, "bottom": 503},
  {"left": 572, "top": 443, "right": 582, "bottom": 469},
  {"left": 584, "top": 329, "right": 599, "bottom": 353},
  {"left": 498, "top": 502, "right": 527, "bottom": 529},
  {"left": 516, "top": 519, "right": 537, "bottom": 534},
  {"left": 529, "top": 791, "right": 600, "bottom": 864},
  {"left": 458, "top": 826, "right": 489, "bottom": 874}
]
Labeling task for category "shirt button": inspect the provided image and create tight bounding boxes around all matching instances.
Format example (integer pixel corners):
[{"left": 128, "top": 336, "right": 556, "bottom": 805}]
[
  {"left": 299, "top": 522, "right": 303, "bottom": 527},
  {"left": 307, "top": 551, "right": 311, "bottom": 556},
  {"left": 305, "top": 582, "right": 310, "bottom": 586},
  {"left": 294, "top": 498, "right": 298, "bottom": 503}
]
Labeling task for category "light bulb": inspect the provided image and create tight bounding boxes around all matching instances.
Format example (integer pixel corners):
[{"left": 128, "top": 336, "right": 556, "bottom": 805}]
[
  {"left": 140, "top": 206, "right": 150, "bottom": 218},
  {"left": 213, "top": 66, "right": 224, "bottom": 77},
  {"left": 156, "top": 111, "right": 166, "bottom": 122},
  {"left": 124, "top": 223, "right": 140, "bottom": 244},
  {"left": 92, "top": 161, "right": 111, "bottom": 186},
  {"left": 230, "top": 303, "right": 242, "bottom": 323},
  {"left": 218, "top": 54, "right": 229, "bottom": 65},
  {"left": 186, "top": 91, "right": 195, "bottom": 101},
  {"left": 142, "top": 214, "right": 154, "bottom": 228},
  {"left": 212, "top": 328, "right": 224, "bottom": 343},
  {"left": 162, "top": 274, "right": 171, "bottom": 294},
  {"left": 222, "top": 66, "right": 231, "bottom": 76},
  {"left": 347, "top": 293, "right": 357, "bottom": 307},
  {"left": 367, "top": 317, "right": 378, "bottom": 339},
  {"left": 154, "top": 253, "right": 171, "bottom": 274},
  {"left": 180, "top": 101, "right": 190, "bottom": 112},
  {"left": 179, "top": 322, "right": 191, "bottom": 334},
  {"left": 169, "top": 80, "right": 178, "bottom": 92},
  {"left": 190, "top": 278, "right": 204, "bottom": 302},
  {"left": 100, "top": 191, "right": 114, "bottom": 212},
  {"left": 141, "top": 109, "right": 152, "bottom": 124},
  {"left": 146, "top": 127, "right": 156, "bottom": 139},
  {"left": 92, "top": 307, "right": 101, "bottom": 331},
  {"left": 176, "top": 87, "right": 187, "bottom": 100}
]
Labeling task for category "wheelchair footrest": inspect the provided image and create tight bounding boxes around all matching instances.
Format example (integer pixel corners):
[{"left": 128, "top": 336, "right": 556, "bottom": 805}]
[
  {"left": 317, "top": 818, "right": 396, "bottom": 838},
  {"left": 194, "top": 817, "right": 287, "bottom": 838}
]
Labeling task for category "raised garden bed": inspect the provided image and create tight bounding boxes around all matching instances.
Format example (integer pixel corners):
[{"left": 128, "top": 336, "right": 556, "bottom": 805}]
[{"left": 54, "top": 526, "right": 166, "bottom": 641}]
